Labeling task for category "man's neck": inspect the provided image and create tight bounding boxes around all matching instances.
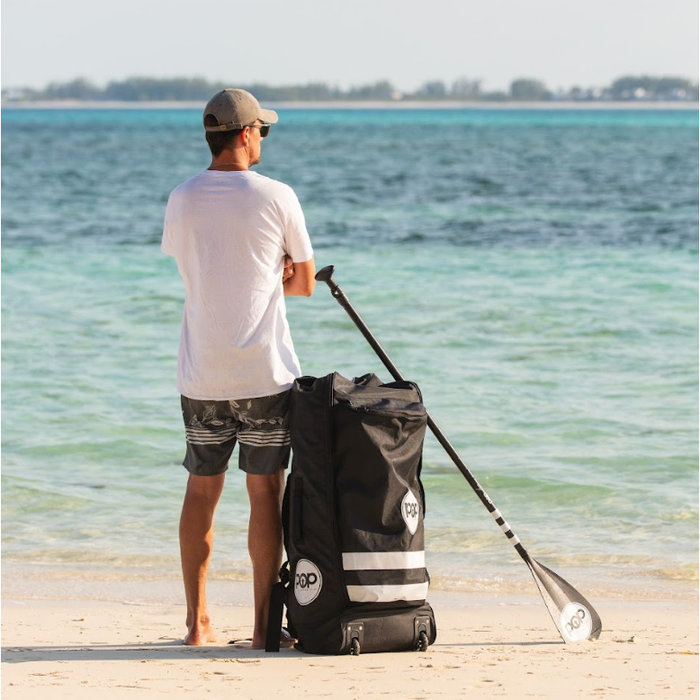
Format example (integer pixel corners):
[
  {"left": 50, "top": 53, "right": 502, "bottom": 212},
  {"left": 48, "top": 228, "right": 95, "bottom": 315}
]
[
  {"left": 209, "top": 150, "right": 249, "bottom": 171},
  {"left": 208, "top": 160, "right": 248, "bottom": 171}
]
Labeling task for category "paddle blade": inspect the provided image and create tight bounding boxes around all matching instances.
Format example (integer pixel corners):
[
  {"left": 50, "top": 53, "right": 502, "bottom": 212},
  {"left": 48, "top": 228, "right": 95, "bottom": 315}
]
[{"left": 526, "top": 557, "right": 602, "bottom": 643}]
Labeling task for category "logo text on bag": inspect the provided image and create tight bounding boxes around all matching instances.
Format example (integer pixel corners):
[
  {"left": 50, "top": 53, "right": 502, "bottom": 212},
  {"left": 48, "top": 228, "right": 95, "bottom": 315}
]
[
  {"left": 401, "top": 490, "right": 420, "bottom": 535},
  {"left": 294, "top": 559, "right": 323, "bottom": 606}
]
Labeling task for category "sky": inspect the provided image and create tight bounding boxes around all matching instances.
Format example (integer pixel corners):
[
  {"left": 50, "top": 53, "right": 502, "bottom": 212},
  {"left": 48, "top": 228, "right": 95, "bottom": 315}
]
[{"left": 2, "top": 0, "right": 698, "bottom": 92}]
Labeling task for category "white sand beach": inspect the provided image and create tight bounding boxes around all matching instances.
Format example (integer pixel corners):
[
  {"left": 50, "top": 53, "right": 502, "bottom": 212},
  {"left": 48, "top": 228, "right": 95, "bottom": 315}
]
[{"left": 2, "top": 579, "right": 697, "bottom": 700}]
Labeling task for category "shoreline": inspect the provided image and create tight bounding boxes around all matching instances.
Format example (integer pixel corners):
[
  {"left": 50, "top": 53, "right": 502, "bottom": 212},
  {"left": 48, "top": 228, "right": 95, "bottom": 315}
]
[
  {"left": 3, "top": 560, "right": 697, "bottom": 607},
  {"left": 2, "top": 99, "right": 698, "bottom": 110}
]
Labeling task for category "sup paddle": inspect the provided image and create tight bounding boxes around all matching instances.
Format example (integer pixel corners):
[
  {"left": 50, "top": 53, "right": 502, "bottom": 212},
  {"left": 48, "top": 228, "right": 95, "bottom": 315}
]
[{"left": 315, "top": 264, "right": 602, "bottom": 644}]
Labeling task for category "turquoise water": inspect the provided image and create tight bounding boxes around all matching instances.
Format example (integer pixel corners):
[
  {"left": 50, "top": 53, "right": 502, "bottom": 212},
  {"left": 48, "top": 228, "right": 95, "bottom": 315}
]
[{"left": 2, "top": 107, "right": 698, "bottom": 599}]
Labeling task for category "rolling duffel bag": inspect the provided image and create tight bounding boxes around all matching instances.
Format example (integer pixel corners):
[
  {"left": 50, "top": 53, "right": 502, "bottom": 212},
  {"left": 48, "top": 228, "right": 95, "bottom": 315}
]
[{"left": 266, "top": 372, "right": 437, "bottom": 655}]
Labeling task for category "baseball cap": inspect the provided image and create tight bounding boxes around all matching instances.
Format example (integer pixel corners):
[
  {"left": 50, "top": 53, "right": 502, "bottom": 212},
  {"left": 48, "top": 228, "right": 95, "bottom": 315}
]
[{"left": 203, "top": 89, "right": 279, "bottom": 132}]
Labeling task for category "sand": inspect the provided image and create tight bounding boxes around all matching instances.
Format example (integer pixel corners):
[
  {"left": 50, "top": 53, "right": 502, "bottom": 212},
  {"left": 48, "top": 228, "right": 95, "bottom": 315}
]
[{"left": 2, "top": 585, "right": 697, "bottom": 700}]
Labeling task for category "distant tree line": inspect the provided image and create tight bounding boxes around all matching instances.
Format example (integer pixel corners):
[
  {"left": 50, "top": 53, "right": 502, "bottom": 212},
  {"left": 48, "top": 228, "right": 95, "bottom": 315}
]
[{"left": 3, "top": 75, "right": 698, "bottom": 103}]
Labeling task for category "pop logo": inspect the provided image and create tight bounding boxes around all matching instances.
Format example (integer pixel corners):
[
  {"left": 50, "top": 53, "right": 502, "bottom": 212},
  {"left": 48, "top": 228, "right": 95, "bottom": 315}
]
[
  {"left": 294, "top": 559, "right": 322, "bottom": 606},
  {"left": 401, "top": 490, "right": 420, "bottom": 535},
  {"left": 559, "top": 602, "right": 592, "bottom": 642}
]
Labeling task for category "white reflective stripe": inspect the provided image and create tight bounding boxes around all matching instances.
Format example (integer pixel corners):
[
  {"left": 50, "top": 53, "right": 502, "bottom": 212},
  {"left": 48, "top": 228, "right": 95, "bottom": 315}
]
[
  {"left": 342, "top": 551, "right": 425, "bottom": 571},
  {"left": 346, "top": 583, "right": 429, "bottom": 603}
]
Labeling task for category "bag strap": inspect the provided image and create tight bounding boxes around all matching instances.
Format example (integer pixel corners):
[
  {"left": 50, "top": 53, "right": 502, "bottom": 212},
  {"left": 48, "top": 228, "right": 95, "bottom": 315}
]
[{"left": 265, "top": 562, "right": 290, "bottom": 652}]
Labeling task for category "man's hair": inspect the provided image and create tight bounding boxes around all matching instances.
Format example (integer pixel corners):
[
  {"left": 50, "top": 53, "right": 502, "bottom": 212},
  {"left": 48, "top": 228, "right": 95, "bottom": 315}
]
[{"left": 204, "top": 114, "right": 242, "bottom": 157}]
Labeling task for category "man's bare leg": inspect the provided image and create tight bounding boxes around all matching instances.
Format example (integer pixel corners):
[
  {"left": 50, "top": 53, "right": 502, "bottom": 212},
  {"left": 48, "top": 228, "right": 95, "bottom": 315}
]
[
  {"left": 246, "top": 469, "right": 285, "bottom": 649},
  {"left": 179, "top": 472, "right": 226, "bottom": 645}
]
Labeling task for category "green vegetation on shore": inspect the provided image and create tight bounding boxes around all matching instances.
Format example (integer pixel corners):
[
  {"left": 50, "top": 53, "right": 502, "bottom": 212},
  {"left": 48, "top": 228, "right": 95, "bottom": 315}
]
[{"left": 3, "top": 75, "right": 698, "bottom": 103}]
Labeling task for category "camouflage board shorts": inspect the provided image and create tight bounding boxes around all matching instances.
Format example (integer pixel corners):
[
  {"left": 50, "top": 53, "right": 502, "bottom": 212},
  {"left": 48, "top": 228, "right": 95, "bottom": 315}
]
[{"left": 180, "top": 390, "right": 291, "bottom": 476}]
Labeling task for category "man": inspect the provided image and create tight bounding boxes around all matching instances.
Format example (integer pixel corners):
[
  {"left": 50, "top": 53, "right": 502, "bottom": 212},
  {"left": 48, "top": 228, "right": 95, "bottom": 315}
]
[{"left": 162, "top": 89, "right": 315, "bottom": 647}]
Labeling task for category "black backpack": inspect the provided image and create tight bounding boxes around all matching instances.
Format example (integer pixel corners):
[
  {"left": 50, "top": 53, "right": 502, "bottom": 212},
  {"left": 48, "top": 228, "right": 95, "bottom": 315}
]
[{"left": 266, "top": 372, "right": 437, "bottom": 655}]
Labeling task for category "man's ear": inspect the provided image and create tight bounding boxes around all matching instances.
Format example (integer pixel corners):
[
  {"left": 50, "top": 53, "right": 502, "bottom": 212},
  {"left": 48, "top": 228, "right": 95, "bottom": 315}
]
[{"left": 240, "top": 126, "right": 251, "bottom": 147}]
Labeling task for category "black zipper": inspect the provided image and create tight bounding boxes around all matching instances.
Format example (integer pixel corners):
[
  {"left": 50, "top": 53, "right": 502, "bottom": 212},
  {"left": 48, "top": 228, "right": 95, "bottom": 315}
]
[{"left": 326, "top": 373, "right": 349, "bottom": 605}]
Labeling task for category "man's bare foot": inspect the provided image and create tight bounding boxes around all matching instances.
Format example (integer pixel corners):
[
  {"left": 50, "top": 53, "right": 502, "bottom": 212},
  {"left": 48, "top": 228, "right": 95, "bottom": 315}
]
[
  {"left": 250, "top": 627, "right": 296, "bottom": 650},
  {"left": 183, "top": 622, "right": 218, "bottom": 646}
]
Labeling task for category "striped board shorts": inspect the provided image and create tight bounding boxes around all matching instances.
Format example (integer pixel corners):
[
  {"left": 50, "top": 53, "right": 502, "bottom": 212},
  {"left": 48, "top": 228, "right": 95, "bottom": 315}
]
[{"left": 180, "top": 391, "right": 292, "bottom": 476}]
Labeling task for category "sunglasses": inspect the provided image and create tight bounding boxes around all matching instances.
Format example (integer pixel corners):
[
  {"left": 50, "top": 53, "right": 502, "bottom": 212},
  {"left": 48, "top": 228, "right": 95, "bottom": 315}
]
[{"left": 248, "top": 123, "right": 271, "bottom": 138}]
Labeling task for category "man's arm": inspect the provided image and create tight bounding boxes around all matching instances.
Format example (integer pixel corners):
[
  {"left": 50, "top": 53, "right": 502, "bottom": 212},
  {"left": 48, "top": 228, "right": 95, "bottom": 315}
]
[{"left": 283, "top": 258, "right": 316, "bottom": 297}]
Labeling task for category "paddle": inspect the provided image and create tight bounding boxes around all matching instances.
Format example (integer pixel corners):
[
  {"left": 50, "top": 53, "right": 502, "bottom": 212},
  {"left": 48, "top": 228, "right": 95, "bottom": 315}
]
[{"left": 315, "top": 265, "right": 602, "bottom": 643}]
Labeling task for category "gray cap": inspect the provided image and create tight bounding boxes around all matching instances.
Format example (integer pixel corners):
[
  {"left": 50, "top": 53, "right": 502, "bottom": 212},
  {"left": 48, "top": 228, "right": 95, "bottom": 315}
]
[{"left": 203, "top": 89, "right": 279, "bottom": 132}]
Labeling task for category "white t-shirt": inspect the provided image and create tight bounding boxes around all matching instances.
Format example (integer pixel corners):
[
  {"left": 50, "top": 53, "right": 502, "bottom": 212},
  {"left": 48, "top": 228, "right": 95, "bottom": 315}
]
[{"left": 162, "top": 170, "right": 314, "bottom": 400}]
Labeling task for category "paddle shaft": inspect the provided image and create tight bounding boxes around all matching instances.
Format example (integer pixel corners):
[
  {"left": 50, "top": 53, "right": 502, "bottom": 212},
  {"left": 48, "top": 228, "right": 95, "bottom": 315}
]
[{"left": 316, "top": 266, "right": 528, "bottom": 561}]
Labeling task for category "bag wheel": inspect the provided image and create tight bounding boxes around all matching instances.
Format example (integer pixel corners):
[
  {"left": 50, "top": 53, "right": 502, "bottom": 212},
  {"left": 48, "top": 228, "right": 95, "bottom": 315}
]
[
  {"left": 350, "top": 638, "right": 361, "bottom": 656},
  {"left": 416, "top": 630, "right": 429, "bottom": 652}
]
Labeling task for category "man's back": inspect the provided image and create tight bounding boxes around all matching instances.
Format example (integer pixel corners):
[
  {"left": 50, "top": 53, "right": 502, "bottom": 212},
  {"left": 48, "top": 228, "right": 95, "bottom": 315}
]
[{"left": 162, "top": 169, "right": 313, "bottom": 400}]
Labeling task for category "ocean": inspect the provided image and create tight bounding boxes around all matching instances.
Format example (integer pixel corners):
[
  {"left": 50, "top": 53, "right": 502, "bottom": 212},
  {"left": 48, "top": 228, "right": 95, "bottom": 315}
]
[{"left": 2, "top": 106, "right": 698, "bottom": 602}]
